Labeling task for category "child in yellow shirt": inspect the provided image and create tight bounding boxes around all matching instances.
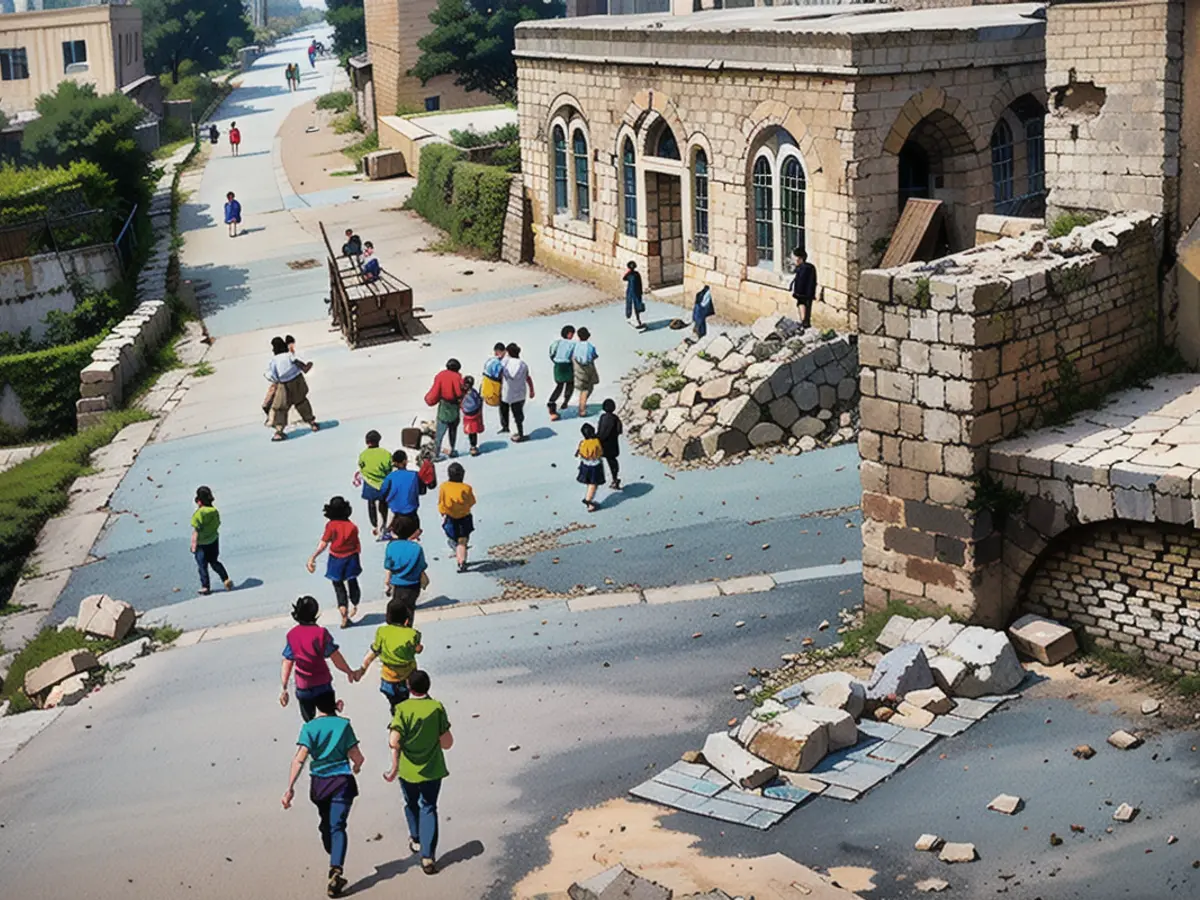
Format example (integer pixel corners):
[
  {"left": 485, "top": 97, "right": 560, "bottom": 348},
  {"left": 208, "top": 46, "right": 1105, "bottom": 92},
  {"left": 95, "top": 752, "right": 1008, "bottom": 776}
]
[
  {"left": 576, "top": 423, "right": 605, "bottom": 513},
  {"left": 437, "top": 462, "right": 477, "bottom": 573}
]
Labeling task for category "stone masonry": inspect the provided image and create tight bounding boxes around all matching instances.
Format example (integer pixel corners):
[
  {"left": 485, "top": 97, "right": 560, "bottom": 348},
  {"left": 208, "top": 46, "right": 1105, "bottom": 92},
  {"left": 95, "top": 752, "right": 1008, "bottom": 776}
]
[
  {"left": 514, "top": 5, "right": 1045, "bottom": 329},
  {"left": 858, "top": 212, "right": 1163, "bottom": 625}
]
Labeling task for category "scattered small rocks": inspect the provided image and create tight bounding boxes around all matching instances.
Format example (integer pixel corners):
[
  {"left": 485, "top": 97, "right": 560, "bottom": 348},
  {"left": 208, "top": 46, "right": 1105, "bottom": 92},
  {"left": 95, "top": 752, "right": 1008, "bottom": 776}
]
[
  {"left": 1050, "top": 833, "right": 1064, "bottom": 847},
  {"left": 1113, "top": 803, "right": 1139, "bottom": 823},
  {"left": 1108, "top": 730, "right": 1143, "bottom": 751},
  {"left": 914, "top": 878, "right": 951, "bottom": 893},
  {"left": 915, "top": 834, "right": 944, "bottom": 852},
  {"left": 1073, "top": 744, "right": 1096, "bottom": 760},
  {"left": 1141, "top": 698, "right": 1161, "bottom": 716}
]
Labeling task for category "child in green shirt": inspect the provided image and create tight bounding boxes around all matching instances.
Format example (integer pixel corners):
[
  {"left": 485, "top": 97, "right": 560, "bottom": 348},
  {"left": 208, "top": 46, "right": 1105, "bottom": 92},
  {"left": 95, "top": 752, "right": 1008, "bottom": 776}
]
[
  {"left": 357, "top": 598, "right": 423, "bottom": 714},
  {"left": 354, "top": 429, "right": 392, "bottom": 538},
  {"left": 190, "top": 485, "right": 232, "bottom": 595}
]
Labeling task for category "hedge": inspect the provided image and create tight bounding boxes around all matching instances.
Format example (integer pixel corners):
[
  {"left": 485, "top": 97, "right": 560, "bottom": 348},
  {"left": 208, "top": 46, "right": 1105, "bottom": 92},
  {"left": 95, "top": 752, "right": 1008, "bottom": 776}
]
[
  {"left": 408, "top": 143, "right": 512, "bottom": 258},
  {"left": 0, "top": 160, "right": 116, "bottom": 228},
  {"left": 0, "top": 336, "right": 103, "bottom": 442},
  {"left": 0, "top": 408, "right": 150, "bottom": 608}
]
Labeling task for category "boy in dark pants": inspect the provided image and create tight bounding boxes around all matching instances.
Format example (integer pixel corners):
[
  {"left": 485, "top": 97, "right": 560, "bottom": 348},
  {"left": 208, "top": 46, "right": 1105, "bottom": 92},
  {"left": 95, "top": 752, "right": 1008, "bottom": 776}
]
[
  {"left": 355, "top": 430, "right": 391, "bottom": 537},
  {"left": 191, "top": 485, "right": 232, "bottom": 594},
  {"left": 357, "top": 599, "right": 423, "bottom": 714},
  {"left": 790, "top": 247, "right": 818, "bottom": 329},
  {"left": 596, "top": 399, "right": 624, "bottom": 490},
  {"left": 282, "top": 689, "right": 364, "bottom": 897},
  {"left": 280, "top": 596, "right": 359, "bottom": 721},
  {"left": 546, "top": 325, "right": 576, "bottom": 420},
  {"left": 384, "top": 517, "right": 429, "bottom": 625}
]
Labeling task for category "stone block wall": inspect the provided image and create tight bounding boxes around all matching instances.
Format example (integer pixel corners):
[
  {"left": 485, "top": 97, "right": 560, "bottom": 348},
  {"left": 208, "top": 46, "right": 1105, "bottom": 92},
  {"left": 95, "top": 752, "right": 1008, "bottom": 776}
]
[
  {"left": 1044, "top": 0, "right": 1183, "bottom": 236},
  {"left": 501, "top": 174, "right": 533, "bottom": 265},
  {"left": 858, "top": 212, "right": 1163, "bottom": 625},
  {"left": 1024, "top": 520, "right": 1200, "bottom": 671},
  {"left": 0, "top": 244, "right": 122, "bottom": 341}
]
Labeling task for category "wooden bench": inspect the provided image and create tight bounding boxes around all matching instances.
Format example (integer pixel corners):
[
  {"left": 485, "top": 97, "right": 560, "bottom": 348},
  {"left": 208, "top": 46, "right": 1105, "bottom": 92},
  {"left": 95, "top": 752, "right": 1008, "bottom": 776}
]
[{"left": 320, "top": 222, "right": 416, "bottom": 348}]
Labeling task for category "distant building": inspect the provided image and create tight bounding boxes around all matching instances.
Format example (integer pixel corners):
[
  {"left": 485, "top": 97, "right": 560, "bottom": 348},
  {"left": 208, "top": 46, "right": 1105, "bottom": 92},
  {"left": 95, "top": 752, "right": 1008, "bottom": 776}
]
[{"left": 0, "top": 2, "right": 145, "bottom": 117}]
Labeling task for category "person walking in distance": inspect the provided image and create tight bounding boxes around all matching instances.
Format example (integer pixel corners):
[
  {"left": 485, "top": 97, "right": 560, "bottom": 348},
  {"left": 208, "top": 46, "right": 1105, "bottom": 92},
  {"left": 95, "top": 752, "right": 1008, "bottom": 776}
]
[
  {"left": 265, "top": 336, "right": 319, "bottom": 440},
  {"left": 355, "top": 430, "right": 391, "bottom": 537},
  {"left": 281, "top": 689, "right": 363, "bottom": 898},
  {"left": 499, "top": 342, "right": 534, "bottom": 442},
  {"left": 191, "top": 485, "right": 233, "bottom": 595},
  {"left": 307, "top": 496, "right": 363, "bottom": 629},
  {"left": 383, "top": 669, "right": 454, "bottom": 876},
  {"left": 229, "top": 121, "right": 241, "bottom": 157},
  {"left": 596, "top": 398, "right": 624, "bottom": 490},
  {"left": 571, "top": 327, "right": 599, "bottom": 418},
  {"left": 481, "top": 342, "right": 506, "bottom": 411},
  {"left": 790, "top": 247, "right": 818, "bottom": 330},
  {"left": 623, "top": 260, "right": 646, "bottom": 330},
  {"left": 224, "top": 191, "right": 242, "bottom": 238},
  {"left": 546, "top": 325, "right": 576, "bottom": 421}
]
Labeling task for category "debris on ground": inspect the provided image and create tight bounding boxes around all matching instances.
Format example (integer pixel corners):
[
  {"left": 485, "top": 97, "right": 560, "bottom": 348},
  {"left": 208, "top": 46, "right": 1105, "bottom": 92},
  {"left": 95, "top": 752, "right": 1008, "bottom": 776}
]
[
  {"left": 1113, "top": 803, "right": 1139, "bottom": 823},
  {"left": 1108, "top": 730, "right": 1143, "bottom": 750},
  {"left": 938, "top": 842, "right": 976, "bottom": 864},
  {"left": 987, "top": 794, "right": 1022, "bottom": 815}
]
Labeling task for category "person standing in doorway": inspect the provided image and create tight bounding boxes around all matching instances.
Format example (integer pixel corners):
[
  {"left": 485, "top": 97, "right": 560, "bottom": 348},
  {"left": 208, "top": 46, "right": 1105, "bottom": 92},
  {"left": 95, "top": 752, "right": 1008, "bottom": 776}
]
[
  {"left": 224, "top": 191, "right": 242, "bottom": 238},
  {"left": 790, "top": 247, "right": 817, "bottom": 330},
  {"left": 229, "top": 121, "right": 241, "bottom": 157},
  {"left": 499, "top": 343, "right": 534, "bottom": 442},
  {"left": 307, "top": 496, "right": 363, "bottom": 629},
  {"left": 571, "top": 327, "right": 599, "bottom": 418},
  {"left": 623, "top": 261, "right": 646, "bottom": 330},
  {"left": 425, "top": 359, "right": 465, "bottom": 459},
  {"left": 191, "top": 485, "right": 233, "bottom": 595},
  {"left": 281, "top": 689, "right": 363, "bottom": 899},
  {"left": 597, "top": 398, "right": 624, "bottom": 490},
  {"left": 383, "top": 669, "right": 453, "bottom": 876},
  {"left": 546, "top": 325, "right": 576, "bottom": 421}
]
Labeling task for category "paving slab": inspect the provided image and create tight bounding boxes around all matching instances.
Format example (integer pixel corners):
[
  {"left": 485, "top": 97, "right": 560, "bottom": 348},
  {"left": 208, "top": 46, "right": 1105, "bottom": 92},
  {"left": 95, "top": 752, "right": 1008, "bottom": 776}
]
[
  {"left": 26, "top": 513, "right": 109, "bottom": 577},
  {"left": 655, "top": 768, "right": 725, "bottom": 797},
  {"left": 643, "top": 582, "right": 722, "bottom": 605},
  {"left": 807, "top": 758, "right": 897, "bottom": 794},
  {"left": 772, "top": 560, "right": 863, "bottom": 584},
  {"left": 630, "top": 780, "right": 690, "bottom": 808},
  {"left": 566, "top": 591, "right": 643, "bottom": 612},
  {"left": 866, "top": 739, "right": 928, "bottom": 766},
  {"left": 0, "top": 709, "right": 65, "bottom": 766},
  {"left": 923, "top": 714, "right": 975, "bottom": 736},
  {"left": 716, "top": 574, "right": 776, "bottom": 596},
  {"left": 949, "top": 697, "right": 1002, "bottom": 720}
]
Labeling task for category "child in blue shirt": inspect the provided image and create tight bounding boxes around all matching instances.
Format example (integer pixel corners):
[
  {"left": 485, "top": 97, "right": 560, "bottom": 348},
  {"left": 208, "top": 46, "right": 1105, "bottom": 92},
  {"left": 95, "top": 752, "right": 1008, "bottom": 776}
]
[
  {"left": 384, "top": 516, "right": 428, "bottom": 625},
  {"left": 379, "top": 449, "right": 420, "bottom": 538}
]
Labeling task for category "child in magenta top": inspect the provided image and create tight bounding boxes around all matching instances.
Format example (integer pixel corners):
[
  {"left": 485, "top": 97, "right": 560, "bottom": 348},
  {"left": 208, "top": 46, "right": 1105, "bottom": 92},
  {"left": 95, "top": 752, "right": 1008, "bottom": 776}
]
[{"left": 279, "top": 595, "right": 359, "bottom": 722}]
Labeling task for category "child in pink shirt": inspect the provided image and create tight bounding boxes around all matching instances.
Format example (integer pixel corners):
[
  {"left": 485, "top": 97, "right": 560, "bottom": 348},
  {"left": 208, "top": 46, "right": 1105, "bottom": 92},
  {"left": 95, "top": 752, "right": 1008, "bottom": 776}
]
[{"left": 279, "top": 596, "right": 358, "bottom": 721}]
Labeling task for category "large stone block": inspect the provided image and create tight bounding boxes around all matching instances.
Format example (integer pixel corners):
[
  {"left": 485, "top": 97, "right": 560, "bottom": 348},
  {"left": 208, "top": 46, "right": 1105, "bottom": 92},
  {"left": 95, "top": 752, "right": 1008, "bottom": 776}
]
[
  {"left": 790, "top": 704, "right": 858, "bottom": 750},
  {"left": 791, "top": 416, "right": 824, "bottom": 438},
  {"left": 24, "top": 649, "right": 99, "bottom": 697},
  {"left": 748, "top": 709, "right": 829, "bottom": 773},
  {"left": 866, "top": 643, "right": 935, "bottom": 701},
  {"left": 699, "top": 375, "right": 735, "bottom": 402},
  {"left": 77, "top": 594, "right": 137, "bottom": 641},
  {"left": 768, "top": 395, "right": 800, "bottom": 429},
  {"left": 943, "top": 626, "right": 1026, "bottom": 698},
  {"left": 748, "top": 421, "right": 784, "bottom": 447},
  {"left": 1008, "top": 614, "right": 1078, "bottom": 666},
  {"left": 791, "top": 380, "right": 820, "bottom": 411},
  {"left": 716, "top": 395, "right": 760, "bottom": 432},
  {"left": 805, "top": 673, "right": 867, "bottom": 721},
  {"left": 703, "top": 731, "right": 778, "bottom": 789}
]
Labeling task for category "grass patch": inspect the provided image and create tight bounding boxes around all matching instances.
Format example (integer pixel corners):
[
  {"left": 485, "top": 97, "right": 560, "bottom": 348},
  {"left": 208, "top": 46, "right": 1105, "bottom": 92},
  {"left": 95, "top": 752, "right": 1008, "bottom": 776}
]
[
  {"left": 154, "top": 136, "right": 197, "bottom": 161},
  {"left": 342, "top": 130, "right": 379, "bottom": 169},
  {"left": 0, "top": 626, "right": 120, "bottom": 713},
  {"left": 150, "top": 624, "right": 183, "bottom": 645},
  {"left": 0, "top": 409, "right": 152, "bottom": 608},
  {"left": 641, "top": 393, "right": 662, "bottom": 411},
  {"left": 192, "top": 361, "right": 215, "bottom": 377},
  {"left": 316, "top": 90, "right": 353, "bottom": 113},
  {"left": 0, "top": 602, "right": 28, "bottom": 616},
  {"left": 1048, "top": 211, "right": 1097, "bottom": 239},
  {"left": 834, "top": 600, "right": 923, "bottom": 658},
  {"left": 332, "top": 111, "right": 363, "bottom": 135},
  {"left": 1083, "top": 642, "right": 1200, "bottom": 699}
]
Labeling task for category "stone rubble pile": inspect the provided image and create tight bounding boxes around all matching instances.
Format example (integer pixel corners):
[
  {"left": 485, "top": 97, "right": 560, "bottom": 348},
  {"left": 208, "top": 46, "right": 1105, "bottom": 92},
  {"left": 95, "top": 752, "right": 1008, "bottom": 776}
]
[
  {"left": 569, "top": 864, "right": 735, "bottom": 900},
  {"left": 618, "top": 316, "right": 859, "bottom": 463}
]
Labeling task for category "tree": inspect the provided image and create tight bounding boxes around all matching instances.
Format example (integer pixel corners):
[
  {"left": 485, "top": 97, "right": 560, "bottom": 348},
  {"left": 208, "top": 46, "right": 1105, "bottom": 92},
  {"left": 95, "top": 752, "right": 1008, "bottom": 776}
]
[
  {"left": 411, "top": 0, "right": 562, "bottom": 105},
  {"left": 135, "top": 0, "right": 253, "bottom": 82},
  {"left": 326, "top": 0, "right": 365, "bottom": 60},
  {"left": 22, "top": 83, "right": 152, "bottom": 213}
]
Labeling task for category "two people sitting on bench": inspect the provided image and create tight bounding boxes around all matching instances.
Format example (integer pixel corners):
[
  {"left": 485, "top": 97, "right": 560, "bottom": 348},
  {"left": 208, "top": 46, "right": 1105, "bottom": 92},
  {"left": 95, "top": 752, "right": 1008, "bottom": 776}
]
[
  {"left": 342, "top": 229, "right": 362, "bottom": 258},
  {"left": 360, "top": 242, "right": 381, "bottom": 283}
]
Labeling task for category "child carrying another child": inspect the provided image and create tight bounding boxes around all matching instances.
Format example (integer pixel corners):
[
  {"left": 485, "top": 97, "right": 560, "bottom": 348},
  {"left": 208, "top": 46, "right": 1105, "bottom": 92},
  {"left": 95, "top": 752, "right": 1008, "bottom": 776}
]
[
  {"left": 280, "top": 596, "right": 359, "bottom": 722},
  {"left": 356, "top": 598, "right": 423, "bottom": 715},
  {"left": 307, "top": 496, "right": 362, "bottom": 629},
  {"left": 575, "top": 423, "right": 605, "bottom": 513},
  {"left": 438, "top": 462, "right": 476, "bottom": 573}
]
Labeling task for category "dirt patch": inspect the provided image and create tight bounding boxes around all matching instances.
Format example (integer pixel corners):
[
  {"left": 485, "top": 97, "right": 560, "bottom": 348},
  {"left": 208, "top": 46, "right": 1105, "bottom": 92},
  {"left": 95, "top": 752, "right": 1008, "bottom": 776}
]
[
  {"left": 287, "top": 258, "right": 320, "bottom": 270},
  {"left": 489, "top": 522, "right": 595, "bottom": 560},
  {"left": 278, "top": 99, "right": 366, "bottom": 196},
  {"left": 512, "top": 797, "right": 863, "bottom": 900}
]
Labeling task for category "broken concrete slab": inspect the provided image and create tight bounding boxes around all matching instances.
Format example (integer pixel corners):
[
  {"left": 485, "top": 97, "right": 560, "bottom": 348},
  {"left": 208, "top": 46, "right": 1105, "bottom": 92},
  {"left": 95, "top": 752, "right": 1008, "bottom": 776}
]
[
  {"left": 24, "top": 649, "right": 99, "bottom": 697},
  {"left": 791, "top": 704, "right": 858, "bottom": 751},
  {"left": 44, "top": 673, "right": 89, "bottom": 709},
  {"left": 569, "top": 865, "right": 671, "bottom": 900},
  {"left": 988, "top": 793, "right": 1023, "bottom": 815},
  {"left": 915, "top": 878, "right": 951, "bottom": 892},
  {"left": 1008, "top": 614, "right": 1078, "bottom": 665},
  {"left": 748, "top": 710, "right": 830, "bottom": 773},
  {"left": 99, "top": 637, "right": 151, "bottom": 668},
  {"left": 1113, "top": 803, "right": 1139, "bottom": 823},
  {"left": 904, "top": 686, "right": 954, "bottom": 715},
  {"left": 915, "top": 615, "right": 966, "bottom": 652},
  {"left": 703, "top": 731, "right": 779, "bottom": 789},
  {"left": 928, "top": 655, "right": 968, "bottom": 695},
  {"left": 802, "top": 672, "right": 867, "bottom": 720},
  {"left": 25, "top": 511, "right": 108, "bottom": 577},
  {"left": 1108, "top": 729, "right": 1143, "bottom": 750},
  {"left": 77, "top": 594, "right": 136, "bottom": 641},
  {"left": 866, "top": 643, "right": 935, "bottom": 701},
  {"left": 892, "top": 701, "right": 936, "bottom": 730},
  {"left": 938, "top": 842, "right": 977, "bottom": 864},
  {"left": 915, "top": 833, "right": 943, "bottom": 851},
  {"left": 876, "top": 615, "right": 914, "bottom": 651},
  {"left": 943, "top": 627, "right": 1026, "bottom": 698}
]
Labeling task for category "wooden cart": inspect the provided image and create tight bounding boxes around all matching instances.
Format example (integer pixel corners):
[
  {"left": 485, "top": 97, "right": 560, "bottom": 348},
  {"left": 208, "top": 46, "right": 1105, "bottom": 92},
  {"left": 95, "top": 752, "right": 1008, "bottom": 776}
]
[{"left": 320, "top": 222, "right": 415, "bottom": 348}]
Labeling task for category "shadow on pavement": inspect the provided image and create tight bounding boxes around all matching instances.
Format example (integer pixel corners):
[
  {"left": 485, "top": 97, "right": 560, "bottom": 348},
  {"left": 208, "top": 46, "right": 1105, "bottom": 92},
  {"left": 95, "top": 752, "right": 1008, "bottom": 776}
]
[
  {"left": 283, "top": 420, "right": 341, "bottom": 440},
  {"left": 235, "top": 577, "right": 265, "bottom": 590},
  {"left": 344, "top": 856, "right": 416, "bottom": 894},
  {"left": 523, "top": 427, "right": 555, "bottom": 442},
  {"left": 599, "top": 481, "right": 653, "bottom": 509},
  {"left": 437, "top": 839, "right": 485, "bottom": 870},
  {"left": 643, "top": 318, "right": 679, "bottom": 332},
  {"left": 467, "top": 558, "right": 526, "bottom": 574},
  {"left": 475, "top": 440, "right": 508, "bottom": 454}
]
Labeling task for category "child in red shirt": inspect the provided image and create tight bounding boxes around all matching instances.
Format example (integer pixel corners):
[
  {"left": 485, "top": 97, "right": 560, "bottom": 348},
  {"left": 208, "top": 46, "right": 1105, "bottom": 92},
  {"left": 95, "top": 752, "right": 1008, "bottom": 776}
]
[
  {"left": 307, "top": 496, "right": 362, "bottom": 628},
  {"left": 229, "top": 121, "right": 241, "bottom": 156}
]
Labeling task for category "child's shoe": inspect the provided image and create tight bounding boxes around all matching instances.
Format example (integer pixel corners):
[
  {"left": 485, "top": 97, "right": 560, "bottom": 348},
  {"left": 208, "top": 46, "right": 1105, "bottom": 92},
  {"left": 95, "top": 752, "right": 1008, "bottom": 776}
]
[
  {"left": 327, "top": 867, "right": 347, "bottom": 896},
  {"left": 223, "top": 579, "right": 234, "bottom": 591}
]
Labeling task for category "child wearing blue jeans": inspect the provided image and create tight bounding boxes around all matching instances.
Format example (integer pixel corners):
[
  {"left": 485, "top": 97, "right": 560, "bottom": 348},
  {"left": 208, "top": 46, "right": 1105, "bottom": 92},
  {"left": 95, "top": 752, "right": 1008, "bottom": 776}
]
[
  {"left": 282, "top": 689, "right": 363, "bottom": 898},
  {"left": 191, "top": 485, "right": 232, "bottom": 595}
]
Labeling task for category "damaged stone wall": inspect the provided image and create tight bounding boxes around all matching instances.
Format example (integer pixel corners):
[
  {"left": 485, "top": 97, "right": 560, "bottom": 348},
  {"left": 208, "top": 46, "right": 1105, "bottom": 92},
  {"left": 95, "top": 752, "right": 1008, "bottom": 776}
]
[
  {"left": 1044, "top": 0, "right": 1184, "bottom": 234},
  {"left": 859, "top": 212, "right": 1164, "bottom": 626},
  {"left": 1024, "top": 521, "right": 1200, "bottom": 671}
]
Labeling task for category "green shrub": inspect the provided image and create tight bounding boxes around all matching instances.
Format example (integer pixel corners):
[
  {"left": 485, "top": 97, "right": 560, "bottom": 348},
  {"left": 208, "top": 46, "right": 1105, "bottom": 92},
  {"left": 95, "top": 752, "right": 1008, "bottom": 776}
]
[
  {"left": 0, "top": 409, "right": 150, "bottom": 607},
  {"left": 408, "top": 144, "right": 512, "bottom": 257},
  {"left": 0, "top": 336, "right": 104, "bottom": 439},
  {"left": 641, "top": 393, "right": 662, "bottom": 411},
  {"left": 449, "top": 122, "right": 519, "bottom": 149},
  {"left": 317, "top": 90, "right": 354, "bottom": 113},
  {"left": 342, "top": 130, "right": 379, "bottom": 168},
  {"left": 0, "top": 161, "right": 117, "bottom": 248},
  {"left": 1048, "top": 211, "right": 1097, "bottom": 239},
  {"left": 332, "top": 111, "right": 363, "bottom": 135},
  {"left": 162, "top": 74, "right": 226, "bottom": 119}
]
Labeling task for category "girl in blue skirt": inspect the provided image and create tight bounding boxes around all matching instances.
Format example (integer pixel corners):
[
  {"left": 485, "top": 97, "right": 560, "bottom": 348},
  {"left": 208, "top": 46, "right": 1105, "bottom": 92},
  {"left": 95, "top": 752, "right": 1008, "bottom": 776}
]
[
  {"left": 576, "top": 423, "right": 606, "bottom": 513},
  {"left": 307, "top": 496, "right": 363, "bottom": 628}
]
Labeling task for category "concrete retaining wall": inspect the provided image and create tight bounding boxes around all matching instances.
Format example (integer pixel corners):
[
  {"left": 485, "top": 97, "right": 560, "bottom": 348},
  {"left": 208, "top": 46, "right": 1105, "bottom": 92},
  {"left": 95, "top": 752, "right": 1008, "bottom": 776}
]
[{"left": 0, "top": 244, "right": 122, "bottom": 341}]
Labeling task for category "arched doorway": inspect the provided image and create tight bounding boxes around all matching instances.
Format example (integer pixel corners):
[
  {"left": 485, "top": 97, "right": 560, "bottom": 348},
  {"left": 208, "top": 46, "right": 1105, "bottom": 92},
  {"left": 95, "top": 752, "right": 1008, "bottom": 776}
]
[{"left": 892, "top": 108, "right": 978, "bottom": 254}]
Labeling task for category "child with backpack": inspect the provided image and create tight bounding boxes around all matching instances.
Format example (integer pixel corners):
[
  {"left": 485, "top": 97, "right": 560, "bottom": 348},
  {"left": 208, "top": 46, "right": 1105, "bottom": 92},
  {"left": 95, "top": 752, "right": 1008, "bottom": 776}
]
[
  {"left": 306, "top": 496, "right": 362, "bottom": 629},
  {"left": 438, "top": 462, "right": 476, "bottom": 573},
  {"left": 461, "top": 375, "right": 484, "bottom": 457},
  {"left": 575, "top": 423, "right": 605, "bottom": 513}
]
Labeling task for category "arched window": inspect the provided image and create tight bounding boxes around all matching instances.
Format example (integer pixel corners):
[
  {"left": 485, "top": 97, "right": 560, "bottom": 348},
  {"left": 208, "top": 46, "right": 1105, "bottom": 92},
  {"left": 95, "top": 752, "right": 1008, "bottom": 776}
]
[
  {"left": 692, "top": 149, "right": 709, "bottom": 254},
  {"left": 572, "top": 129, "right": 590, "bottom": 220},
  {"left": 656, "top": 127, "right": 680, "bottom": 160},
  {"left": 1025, "top": 115, "right": 1045, "bottom": 196},
  {"left": 991, "top": 119, "right": 1015, "bottom": 211},
  {"left": 622, "top": 137, "right": 637, "bottom": 237},
  {"left": 780, "top": 155, "right": 806, "bottom": 269},
  {"left": 552, "top": 124, "right": 568, "bottom": 215},
  {"left": 752, "top": 155, "right": 774, "bottom": 266}
]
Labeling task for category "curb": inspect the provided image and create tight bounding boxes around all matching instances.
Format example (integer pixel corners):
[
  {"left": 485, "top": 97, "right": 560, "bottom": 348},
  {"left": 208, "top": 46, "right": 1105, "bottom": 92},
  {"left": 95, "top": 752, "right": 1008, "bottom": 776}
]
[{"left": 168, "top": 560, "right": 865, "bottom": 651}]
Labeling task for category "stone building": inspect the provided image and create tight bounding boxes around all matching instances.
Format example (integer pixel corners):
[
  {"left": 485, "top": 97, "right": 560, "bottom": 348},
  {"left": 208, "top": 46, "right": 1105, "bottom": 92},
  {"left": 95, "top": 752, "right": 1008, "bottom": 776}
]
[
  {"left": 363, "top": 0, "right": 486, "bottom": 116},
  {"left": 514, "top": 3, "right": 1048, "bottom": 327}
]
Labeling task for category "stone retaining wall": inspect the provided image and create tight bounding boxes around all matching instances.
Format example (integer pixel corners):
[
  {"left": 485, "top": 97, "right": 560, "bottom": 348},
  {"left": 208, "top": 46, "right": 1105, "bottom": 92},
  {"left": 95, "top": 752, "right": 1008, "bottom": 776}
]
[
  {"left": 1024, "top": 520, "right": 1200, "bottom": 671},
  {"left": 858, "top": 211, "right": 1165, "bottom": 625},
  {"left": 0, "top": 244, "right": 122, "bottom": 342}
]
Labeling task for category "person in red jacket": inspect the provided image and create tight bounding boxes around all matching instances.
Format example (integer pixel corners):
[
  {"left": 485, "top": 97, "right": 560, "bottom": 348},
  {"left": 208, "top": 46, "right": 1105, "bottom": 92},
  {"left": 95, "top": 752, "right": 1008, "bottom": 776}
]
[
  {"left": 229, "top": 121, "right": 241, "bottom": 157},
  {"left": 425, "top": 359, "right": 465, "bottom": 459}
]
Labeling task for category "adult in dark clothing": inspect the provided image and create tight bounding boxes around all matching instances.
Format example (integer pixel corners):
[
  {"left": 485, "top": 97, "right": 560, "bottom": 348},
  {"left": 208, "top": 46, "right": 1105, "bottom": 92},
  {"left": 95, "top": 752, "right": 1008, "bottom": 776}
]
[
  {"left": 622, "top": 261, "right": 646, "bottom": 329},
  {"left": 342, "top": 230, "right": 362, "bottom": 257},
  {"left": 790, "top": 248, "right": 817, "bottom": 329},
  {"left": 596, "top": 398, "right": 623, "bottom": 490}
]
